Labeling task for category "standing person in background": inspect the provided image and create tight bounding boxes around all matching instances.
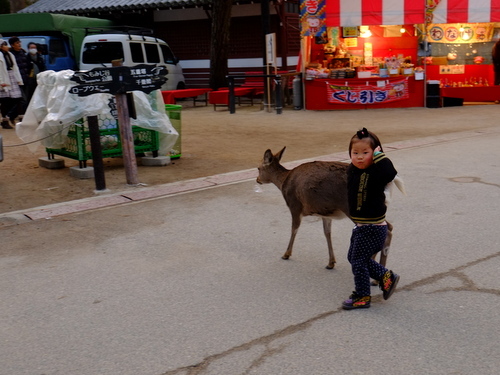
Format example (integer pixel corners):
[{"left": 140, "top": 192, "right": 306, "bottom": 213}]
[
  {"left": 8, "top": 36, "right": 30, "bottom": 120},
  {"left": 0, "top": 39, "right": 24, "bottom": 129},
  {"left": 492, "top": 40, "right": 500, "bottom": 85},
  {"left": 26, "top": 42, "right": 46, "bottom": 104}
]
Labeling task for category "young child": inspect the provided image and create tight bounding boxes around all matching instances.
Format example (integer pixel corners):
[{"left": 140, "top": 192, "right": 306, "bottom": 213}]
[{"left": 342, "top": 127, "right": 400, "bottom": 310}]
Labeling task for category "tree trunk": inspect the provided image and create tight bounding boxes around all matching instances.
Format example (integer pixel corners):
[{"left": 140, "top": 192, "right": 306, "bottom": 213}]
[
  {"left": 209, "top": 0, "right": 232, "bottom": 90},
  {"left": 0, "top": 0, "right": 11, "bottom": 14},
  {"left": 8, "top": 0, "right": 26, "bottom": 13}
]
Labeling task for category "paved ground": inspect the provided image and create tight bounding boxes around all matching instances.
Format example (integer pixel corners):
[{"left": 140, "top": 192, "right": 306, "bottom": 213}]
[{"left": 1, "top": 106, "right": 500, "bottom": 374}]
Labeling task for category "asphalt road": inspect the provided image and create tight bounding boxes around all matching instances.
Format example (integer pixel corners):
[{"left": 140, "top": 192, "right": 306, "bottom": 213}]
[{"left": 1, "top": 126, "right": 500, "bottom": 375}]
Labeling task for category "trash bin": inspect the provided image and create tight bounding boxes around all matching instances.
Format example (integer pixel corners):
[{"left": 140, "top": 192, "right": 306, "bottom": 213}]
[
  {"left": 165, "top": 104, "right": 182, "bottom": 158},
  {"left": 426, "top": 80, "right": 442, "bottom": 108}
]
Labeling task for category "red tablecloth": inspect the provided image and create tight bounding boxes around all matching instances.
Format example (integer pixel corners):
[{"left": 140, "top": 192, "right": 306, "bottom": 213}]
[
  {"left": 440, "top": 86, "right": 500, "bottom": 102},
  {"left": 161, "top": 88, "right": 212, "bottom": 104}
]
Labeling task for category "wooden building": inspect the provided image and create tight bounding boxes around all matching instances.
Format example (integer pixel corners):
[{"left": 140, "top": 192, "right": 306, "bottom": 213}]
[{"left": 18, "top": 0, "right": 301, "bottom": 87}]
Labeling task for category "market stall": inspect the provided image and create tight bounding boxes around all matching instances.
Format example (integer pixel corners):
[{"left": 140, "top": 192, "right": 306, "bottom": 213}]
[
  {"left": 425, "top": 1, "right": 500, "bottom": 104},
  {"left": 299, "top": 0, "right": 500, "bottom": 110}
]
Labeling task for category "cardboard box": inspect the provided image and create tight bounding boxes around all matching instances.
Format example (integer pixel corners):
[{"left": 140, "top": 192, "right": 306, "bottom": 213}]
[{"left": 357, "top": 71, "right": 371, "bottom": 78}]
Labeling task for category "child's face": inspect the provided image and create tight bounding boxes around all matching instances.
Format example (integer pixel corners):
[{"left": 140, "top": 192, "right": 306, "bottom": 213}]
[{"left": 350, "top": 138, "right": 374, "bottom": 169}]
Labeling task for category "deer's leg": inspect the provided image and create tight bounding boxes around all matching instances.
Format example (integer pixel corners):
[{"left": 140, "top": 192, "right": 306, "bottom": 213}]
[
  {"left": 371, "top": 222, "right": 393, "bottom": 285},
  {"left": 380, "top": 221, "right": 393, "bottom": 268},
  {"left": 283, "top": 214, "right": 301, "bottom": 260},
  {"left": 322, "top": 217, "right": 336, "bottom": 269}
]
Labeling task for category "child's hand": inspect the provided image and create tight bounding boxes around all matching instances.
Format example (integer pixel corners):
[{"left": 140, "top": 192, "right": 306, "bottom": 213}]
[{"left": 373, "top": 146, "right": 382, "bottom": 157}]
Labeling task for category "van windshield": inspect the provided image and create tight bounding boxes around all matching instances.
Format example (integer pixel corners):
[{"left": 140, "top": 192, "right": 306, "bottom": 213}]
[
  {"left": 18, "top": 37, "right": 47, "bottom": 53},
  {"left": 82, "top": 42, "right": 124, "bottom": 65}
]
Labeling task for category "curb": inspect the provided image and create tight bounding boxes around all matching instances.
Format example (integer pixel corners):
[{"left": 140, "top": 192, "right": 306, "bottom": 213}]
[{"left": 0, "top": 127, "right": 497, "bottom": 226}]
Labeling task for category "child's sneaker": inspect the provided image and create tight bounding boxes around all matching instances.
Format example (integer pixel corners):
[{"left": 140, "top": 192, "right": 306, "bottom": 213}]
[
  {"left": 380, "top": 270, "right": 400, "bottom": 300},
  {"left": 342, "top": 292, "right": 371, "bottom": 310}
]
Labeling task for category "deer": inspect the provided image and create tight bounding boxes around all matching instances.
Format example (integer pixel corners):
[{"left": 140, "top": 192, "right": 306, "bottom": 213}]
[{"left": 256, "top": 146, "right": 405, "bottom": 270}]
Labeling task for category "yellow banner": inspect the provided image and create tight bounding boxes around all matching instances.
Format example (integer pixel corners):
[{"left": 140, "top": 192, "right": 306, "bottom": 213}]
[{"left": 427, "top": 23, "right": 494, "bottom": 44}]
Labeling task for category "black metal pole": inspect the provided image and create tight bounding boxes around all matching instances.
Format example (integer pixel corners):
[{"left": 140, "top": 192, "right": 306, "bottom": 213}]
[
  {"left": 274, "top": 75, "right": 282, "bottom": 115},
  {"left": 228, "top": 76, "right": 236, "bottom": 114},
  {"left": 87, "top": 115, "right": 106, "bottom": 191},
  {"left": 261, "top": 0, "right": 270, "bottom": 106}
]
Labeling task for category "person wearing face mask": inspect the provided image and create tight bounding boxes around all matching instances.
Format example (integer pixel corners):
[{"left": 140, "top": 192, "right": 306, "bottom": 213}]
[{"left": 26, "top": 42, "right": 46, "bottom": 105}]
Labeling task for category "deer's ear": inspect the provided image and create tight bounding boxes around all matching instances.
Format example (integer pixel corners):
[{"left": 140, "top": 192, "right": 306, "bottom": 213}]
[
  {"left": 276, "top": 146, "right": 286, "bottom": 162},
  {"left": 263, "top": 149, "right": 273, "bottom": 165}
]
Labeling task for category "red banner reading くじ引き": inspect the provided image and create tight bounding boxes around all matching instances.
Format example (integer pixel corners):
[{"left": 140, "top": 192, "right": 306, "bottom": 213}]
[{"left": 326, "top": 79, "right": 409, "bottom": 105}]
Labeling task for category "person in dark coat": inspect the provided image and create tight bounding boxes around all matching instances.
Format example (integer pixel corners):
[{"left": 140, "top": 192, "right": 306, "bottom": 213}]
[
  {"left": 342, "top": 128, "right": 400, "bottom": 310},
  {"left": 8, "top": 36, "right": 30, "bottom": 119},
  {"left": 492, "top": 40, "right": 500, "bottom": 85}
]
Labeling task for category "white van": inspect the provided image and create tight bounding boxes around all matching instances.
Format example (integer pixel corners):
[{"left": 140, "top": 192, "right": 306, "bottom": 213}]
[{"left": 80, "top": 33, "right": 186, "bottom": 91}]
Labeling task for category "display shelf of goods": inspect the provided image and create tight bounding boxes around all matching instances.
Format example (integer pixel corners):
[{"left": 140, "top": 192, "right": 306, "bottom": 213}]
[{"left": 46, "top": 115, "right": 159, "bottom": 163}]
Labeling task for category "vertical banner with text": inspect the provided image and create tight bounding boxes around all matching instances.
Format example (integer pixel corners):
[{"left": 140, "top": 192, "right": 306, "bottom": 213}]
[
  {"left": 266, "top": 33, "right": 276, "bottom": 66},
  {"left": 300, "top": 0, "right": 327, "bottom": 38}
]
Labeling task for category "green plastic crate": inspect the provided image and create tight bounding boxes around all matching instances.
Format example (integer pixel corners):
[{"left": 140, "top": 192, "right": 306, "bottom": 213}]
[
  {"left": 165, "top": 104, "right": 182, "bottom": 158},
  {"left": 46, "top": 115, "right": 159, "bottom": 167}
]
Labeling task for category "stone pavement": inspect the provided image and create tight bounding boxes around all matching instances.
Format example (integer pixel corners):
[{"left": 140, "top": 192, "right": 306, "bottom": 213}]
[{"left": 1, "top": 125, "right": 500, "bottom": 375}]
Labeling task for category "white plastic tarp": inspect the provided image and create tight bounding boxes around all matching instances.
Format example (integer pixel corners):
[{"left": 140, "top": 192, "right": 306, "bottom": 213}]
[{"left": 16, "top": 70, "right": 178, "bottom": 155}]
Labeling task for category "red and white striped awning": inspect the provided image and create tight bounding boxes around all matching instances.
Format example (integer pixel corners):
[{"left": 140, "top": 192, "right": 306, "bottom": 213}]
[
  {"left": 430, "top": 0, "right": 500, "bottom": 23},
  {"left": 325, "top": 0, "right": 500, "bottom": 27},
  {"left": 325, "top": 0, "right": 425, "bottom": 27}
]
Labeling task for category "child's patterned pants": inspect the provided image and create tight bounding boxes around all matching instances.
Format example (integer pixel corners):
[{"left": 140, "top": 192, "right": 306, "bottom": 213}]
[{"left": 347, "top": 224, "right": 389, "bottom": 297}]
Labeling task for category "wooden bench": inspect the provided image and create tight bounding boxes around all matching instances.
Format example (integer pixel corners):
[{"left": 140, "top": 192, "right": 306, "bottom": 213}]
[
  {"left": 241, "top": 72, "right": 265, "bottom": 95},
  {"left": 161, "top": 88, "right": 213, "bottom": 106},
  {"left": 208, "top": 87, "right": 257, "bottom": 110},
  {"left": 208, "top": 71, "right": 297, "bottom": 111},
  {"left": 241, "top": 71, "right": 294, "bottom": 98},
  {"left": 208, "top": 72, "right": 272, "bottom": 110}
]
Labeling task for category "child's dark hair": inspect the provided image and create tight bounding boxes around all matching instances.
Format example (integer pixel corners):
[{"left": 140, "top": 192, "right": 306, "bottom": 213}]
[{"left": 348, "top": 127, "right": 383, "bottom": 156}]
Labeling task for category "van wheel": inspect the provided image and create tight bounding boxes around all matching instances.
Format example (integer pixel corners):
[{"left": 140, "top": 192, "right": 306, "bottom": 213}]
[{"left": 177, "top": 82, "right": 186, "bottom": 90}]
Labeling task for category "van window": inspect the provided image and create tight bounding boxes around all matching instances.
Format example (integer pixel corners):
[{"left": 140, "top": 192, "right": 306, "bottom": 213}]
[
  {"left": 82, "top": 42, "right": 124, "bottom": 64},
  {"left": 144, "top": 44, "right": 160, "bottom": 63},
  {"left": 160, "top": 44, "right": 176, "bottom": 64},
  {"left": 130, "top": 42, "right": 144, "bottom": 63},
  {"left": 49, "top": 39, "right": 67, "bottom": 58}
]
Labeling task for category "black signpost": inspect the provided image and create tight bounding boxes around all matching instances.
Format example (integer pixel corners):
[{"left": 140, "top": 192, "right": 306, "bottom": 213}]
[
  {"left": 69, "top": 83, "right": 117, "bottom": 96},
  {"left": 87, "top": 115, "right": 106, "bottom": 191},
  {"left": 69, "top": 62, "right": 167, "bottom": 188},
  {"left": 70, "top": 64, "right": 167, "bottom": 96}
]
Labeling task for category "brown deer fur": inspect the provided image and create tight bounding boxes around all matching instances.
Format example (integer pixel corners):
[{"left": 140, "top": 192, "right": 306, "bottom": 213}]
[{"left": 257, "top": 147, "right": 394, "bottom": 270}]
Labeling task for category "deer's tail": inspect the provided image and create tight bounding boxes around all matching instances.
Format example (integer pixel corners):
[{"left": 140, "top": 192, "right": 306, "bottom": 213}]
[{"left": 394, "top": 175, "right": 406, "bottom": 196}]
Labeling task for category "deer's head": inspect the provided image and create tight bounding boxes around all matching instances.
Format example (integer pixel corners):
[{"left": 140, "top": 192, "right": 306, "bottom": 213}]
[{"left": 256, "top": 147, "right": 286, "bottom": 184}]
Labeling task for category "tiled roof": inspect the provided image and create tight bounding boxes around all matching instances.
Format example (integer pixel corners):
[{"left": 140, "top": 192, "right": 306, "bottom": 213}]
[{"left": 19, "top": 0, "right": 213, "bottom": 14}]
